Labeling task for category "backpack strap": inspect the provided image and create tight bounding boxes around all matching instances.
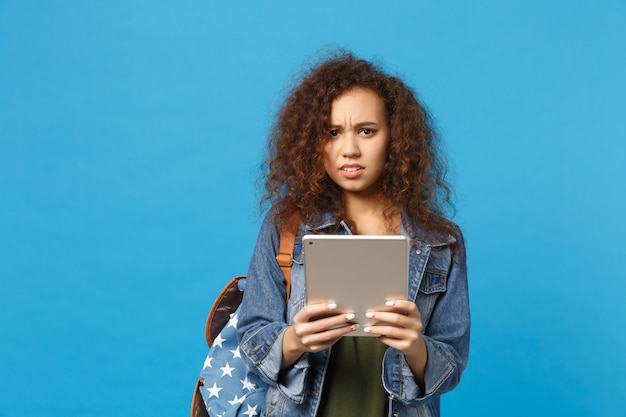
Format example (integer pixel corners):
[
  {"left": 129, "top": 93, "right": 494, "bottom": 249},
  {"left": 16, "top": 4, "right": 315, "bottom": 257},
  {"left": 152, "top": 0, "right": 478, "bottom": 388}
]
[
  {"left": 276, "top": 210, "right": 300, "bottom": 302},
  {"left": 193, "top": 211, "right": 302, "bottom": 417},
  {"left": 205, "top": 276, "right": 245, "bottom": 347},
  {"left": 204, "top": 211, "right": 300, "bottom": 347}
]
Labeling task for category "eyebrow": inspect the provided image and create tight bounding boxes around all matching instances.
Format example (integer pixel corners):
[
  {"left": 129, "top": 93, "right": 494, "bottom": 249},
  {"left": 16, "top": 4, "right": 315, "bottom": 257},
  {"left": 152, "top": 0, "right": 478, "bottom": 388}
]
[{"left": 327, "top": 121, "right": 379, "bottom": 128}]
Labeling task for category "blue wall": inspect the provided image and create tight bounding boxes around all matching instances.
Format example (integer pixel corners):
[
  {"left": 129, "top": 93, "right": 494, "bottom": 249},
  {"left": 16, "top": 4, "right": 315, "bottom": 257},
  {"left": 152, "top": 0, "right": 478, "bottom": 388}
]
[{"left": 1, "top": 1, "right": 625, "bottom": 416}]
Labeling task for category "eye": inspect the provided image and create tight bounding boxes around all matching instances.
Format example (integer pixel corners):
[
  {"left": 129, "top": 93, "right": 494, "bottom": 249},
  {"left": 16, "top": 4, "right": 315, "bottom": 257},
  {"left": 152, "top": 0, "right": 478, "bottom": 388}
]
[
  {"left": 328, "top": 129, "right": 340, "bottom": 137},
  {"left": 360, "top": 128, "right": 375, "bottom": 136}
]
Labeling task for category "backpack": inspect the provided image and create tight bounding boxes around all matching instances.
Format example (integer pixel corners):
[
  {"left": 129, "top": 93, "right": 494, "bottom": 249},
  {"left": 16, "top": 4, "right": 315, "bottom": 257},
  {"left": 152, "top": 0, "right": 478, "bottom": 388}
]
[{"left": 190, "top": 213, "right": 299, "bottom": 417}]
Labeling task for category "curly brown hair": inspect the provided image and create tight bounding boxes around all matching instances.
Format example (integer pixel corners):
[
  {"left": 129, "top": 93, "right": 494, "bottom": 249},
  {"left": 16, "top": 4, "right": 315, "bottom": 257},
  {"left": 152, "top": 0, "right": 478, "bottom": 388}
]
[{"left": 261, "top": 51, "right": 455, "bottom": 237}]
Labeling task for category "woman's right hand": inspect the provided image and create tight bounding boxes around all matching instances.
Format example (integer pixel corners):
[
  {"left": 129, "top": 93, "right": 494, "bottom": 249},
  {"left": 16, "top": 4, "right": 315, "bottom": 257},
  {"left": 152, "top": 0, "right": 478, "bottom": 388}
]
[{"left": 281, "top": 302, "right": 357, "bottom": 369}]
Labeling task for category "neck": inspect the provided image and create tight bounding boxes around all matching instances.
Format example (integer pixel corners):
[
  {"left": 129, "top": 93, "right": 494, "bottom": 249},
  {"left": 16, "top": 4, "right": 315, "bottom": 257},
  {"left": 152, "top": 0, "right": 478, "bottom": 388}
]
[
  {"left": 343, "top": 192, "right": 400, "bottom": 235},
  {"left": 344, "top": 191, "right": 385, "bottom": 215}
]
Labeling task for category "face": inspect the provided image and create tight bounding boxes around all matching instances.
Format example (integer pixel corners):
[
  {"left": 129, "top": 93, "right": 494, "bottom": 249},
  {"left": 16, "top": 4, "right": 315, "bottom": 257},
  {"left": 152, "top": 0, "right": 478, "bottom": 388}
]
[{"left": 323, "top": 88, "right": 390, "bottom": 198}]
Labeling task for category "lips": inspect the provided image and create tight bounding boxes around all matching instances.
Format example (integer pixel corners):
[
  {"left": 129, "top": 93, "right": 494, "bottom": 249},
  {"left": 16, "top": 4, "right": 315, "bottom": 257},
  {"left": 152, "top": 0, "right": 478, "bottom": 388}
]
[{"left": 340, "top": 164, "right": 364, "bottom": 178}]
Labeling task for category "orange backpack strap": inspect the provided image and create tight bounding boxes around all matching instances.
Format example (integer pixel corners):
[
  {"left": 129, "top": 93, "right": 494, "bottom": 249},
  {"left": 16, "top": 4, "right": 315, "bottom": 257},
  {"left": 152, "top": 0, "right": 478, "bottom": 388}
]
[
  {"left": 275, "top": 210, "right": 300, "bottom": 302},
  {"left": 204, "top": 211, "right": 300, "bottom": 347},
  {"left": 193, "top": 211, "right": 301, "bottom": 417}
]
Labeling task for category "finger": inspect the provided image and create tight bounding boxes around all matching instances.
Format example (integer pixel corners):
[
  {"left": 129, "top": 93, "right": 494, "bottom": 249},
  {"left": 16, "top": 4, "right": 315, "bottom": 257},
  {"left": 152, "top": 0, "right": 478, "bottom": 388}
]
[
  {"left": 367, "top": 311, "right": 419, "bottom": 329},
  {"left": 298, "top": 322, "right": 359, "bottom": 352},
  {"left": 295, "top": 301, "right": 344, "bottom": 323},
  {"left": 364, "top": 322, "right": 418, "bottom": 339},
  {"left": 363, "top": 323, "right": 422, "bottom": 355},
  {"left": 297, "top": 311, "right": 358, "bottom": 336},
  {"left": 294, "top": 309, "right": 357, "bottom": 339},
  {"left": 376, "top": 329, "right": 422, "bottom": 354},
  {"left": 372, "top": 299, "right": 420, "bottom": 318}
]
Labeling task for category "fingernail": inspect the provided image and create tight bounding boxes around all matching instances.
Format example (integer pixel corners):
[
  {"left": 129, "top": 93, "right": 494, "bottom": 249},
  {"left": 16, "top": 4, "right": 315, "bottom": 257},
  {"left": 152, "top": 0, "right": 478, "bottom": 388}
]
[
  {"left": 327, "top": 302, "right": 337, "bottom": 310},
  {"left": 363, "top": 326, "right": 372, "bottom": 333},
  {"left": 385, "top": 298, "right": 395, "bottom": 307},
  {"left": 351, "top": 324, "right": 360, "bottom": 331},
  {"left": 345, "top": 313, "right": 355, "bottom": 320},
  {"left": 365, "top": 311, "right": 375, "bottom": 319}
]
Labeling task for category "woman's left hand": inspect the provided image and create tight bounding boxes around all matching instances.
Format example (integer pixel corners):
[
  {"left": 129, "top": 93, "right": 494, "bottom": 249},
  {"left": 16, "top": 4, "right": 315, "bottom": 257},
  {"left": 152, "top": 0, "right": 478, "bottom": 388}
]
[{"left": 364, "top": 299, "right": 427, "bottom": 384}]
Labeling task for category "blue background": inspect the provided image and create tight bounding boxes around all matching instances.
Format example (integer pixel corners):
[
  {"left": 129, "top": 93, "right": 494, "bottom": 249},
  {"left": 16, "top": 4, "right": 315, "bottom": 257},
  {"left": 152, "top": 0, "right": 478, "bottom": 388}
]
[{"left": 1, "top": 1, "right": 625, "bottom": 416}]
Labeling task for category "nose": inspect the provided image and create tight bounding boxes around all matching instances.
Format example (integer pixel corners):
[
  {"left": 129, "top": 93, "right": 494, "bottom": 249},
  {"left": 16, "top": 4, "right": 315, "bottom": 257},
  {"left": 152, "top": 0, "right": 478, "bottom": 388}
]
[{"left": 341, "top": 133, "right": 360, "bottom": 158}]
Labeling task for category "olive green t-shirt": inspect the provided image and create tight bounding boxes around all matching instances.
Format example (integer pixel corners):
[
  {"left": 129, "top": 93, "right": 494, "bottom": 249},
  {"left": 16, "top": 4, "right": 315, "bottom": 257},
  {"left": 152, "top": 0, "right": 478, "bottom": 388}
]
[{"left": 317, "top": 337, "right": 388, "bottom": 417}]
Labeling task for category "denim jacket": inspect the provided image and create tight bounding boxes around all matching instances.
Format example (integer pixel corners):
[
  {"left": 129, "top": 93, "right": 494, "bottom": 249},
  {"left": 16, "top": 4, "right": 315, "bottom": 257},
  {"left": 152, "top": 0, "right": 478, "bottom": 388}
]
[{"left": 237, "top": 212, "right": 470, "bottom": 417}]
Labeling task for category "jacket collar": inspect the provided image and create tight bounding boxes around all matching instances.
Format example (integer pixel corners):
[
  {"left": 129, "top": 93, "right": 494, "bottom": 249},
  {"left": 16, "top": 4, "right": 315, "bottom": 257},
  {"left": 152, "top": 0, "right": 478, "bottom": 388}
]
[{"left": 304, "top": 212, "right": 456, "bottom": 247}]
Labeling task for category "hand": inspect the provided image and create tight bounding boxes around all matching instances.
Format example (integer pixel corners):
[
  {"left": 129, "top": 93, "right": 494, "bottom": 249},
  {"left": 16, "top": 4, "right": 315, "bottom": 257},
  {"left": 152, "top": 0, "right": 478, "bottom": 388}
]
[
  {"left": 281, "top": 302, "right": 357, "bottom": 369},
  {"left": 291, "top": 301, "right": 358, "bottom": 352},
  {"left": 363, "top": 299, "right": 427, "bottom": 383}
]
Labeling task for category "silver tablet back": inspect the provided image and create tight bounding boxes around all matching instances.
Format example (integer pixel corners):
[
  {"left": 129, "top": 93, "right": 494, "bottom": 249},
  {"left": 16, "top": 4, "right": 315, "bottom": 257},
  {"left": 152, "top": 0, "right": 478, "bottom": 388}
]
[{"left": 303, "top": 234, "right": 410, "bottom": 337}]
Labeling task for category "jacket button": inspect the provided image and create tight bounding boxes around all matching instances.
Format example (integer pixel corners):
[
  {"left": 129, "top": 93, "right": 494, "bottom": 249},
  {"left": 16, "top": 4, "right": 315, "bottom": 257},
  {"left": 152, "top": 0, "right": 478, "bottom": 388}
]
[{"left": 415, "top": 249, "right": 422, "bottom": 254}]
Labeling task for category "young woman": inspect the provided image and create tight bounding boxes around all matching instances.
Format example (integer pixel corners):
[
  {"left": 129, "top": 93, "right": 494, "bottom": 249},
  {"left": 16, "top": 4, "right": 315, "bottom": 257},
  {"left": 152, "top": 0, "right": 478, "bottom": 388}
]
[{"left": 237, "top": 52, "right": 470, "bottom": 417}]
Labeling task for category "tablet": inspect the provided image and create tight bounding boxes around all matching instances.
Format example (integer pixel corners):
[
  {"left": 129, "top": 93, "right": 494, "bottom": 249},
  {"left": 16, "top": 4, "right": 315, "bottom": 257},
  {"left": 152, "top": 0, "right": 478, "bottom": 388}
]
[{"left": 303, "top": 234, "right": 410, "bottom": 337}]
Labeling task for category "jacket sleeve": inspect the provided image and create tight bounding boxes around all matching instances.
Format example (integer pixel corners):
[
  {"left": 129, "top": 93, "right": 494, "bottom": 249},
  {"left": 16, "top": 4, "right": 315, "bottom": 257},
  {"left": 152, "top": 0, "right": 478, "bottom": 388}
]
[
  {"left": 383, "top": 225, "right": 470, "bottom": 404},
  {"left": 236, "top": 213, "right": 310, "bottom": 403}
]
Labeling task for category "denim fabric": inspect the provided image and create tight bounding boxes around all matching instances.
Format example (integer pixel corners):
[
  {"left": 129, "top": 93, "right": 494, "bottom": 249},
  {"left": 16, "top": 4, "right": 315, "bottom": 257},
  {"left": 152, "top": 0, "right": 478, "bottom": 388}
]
[{"left": 237, "top": 212, "right": 470, "bottom": 417}]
